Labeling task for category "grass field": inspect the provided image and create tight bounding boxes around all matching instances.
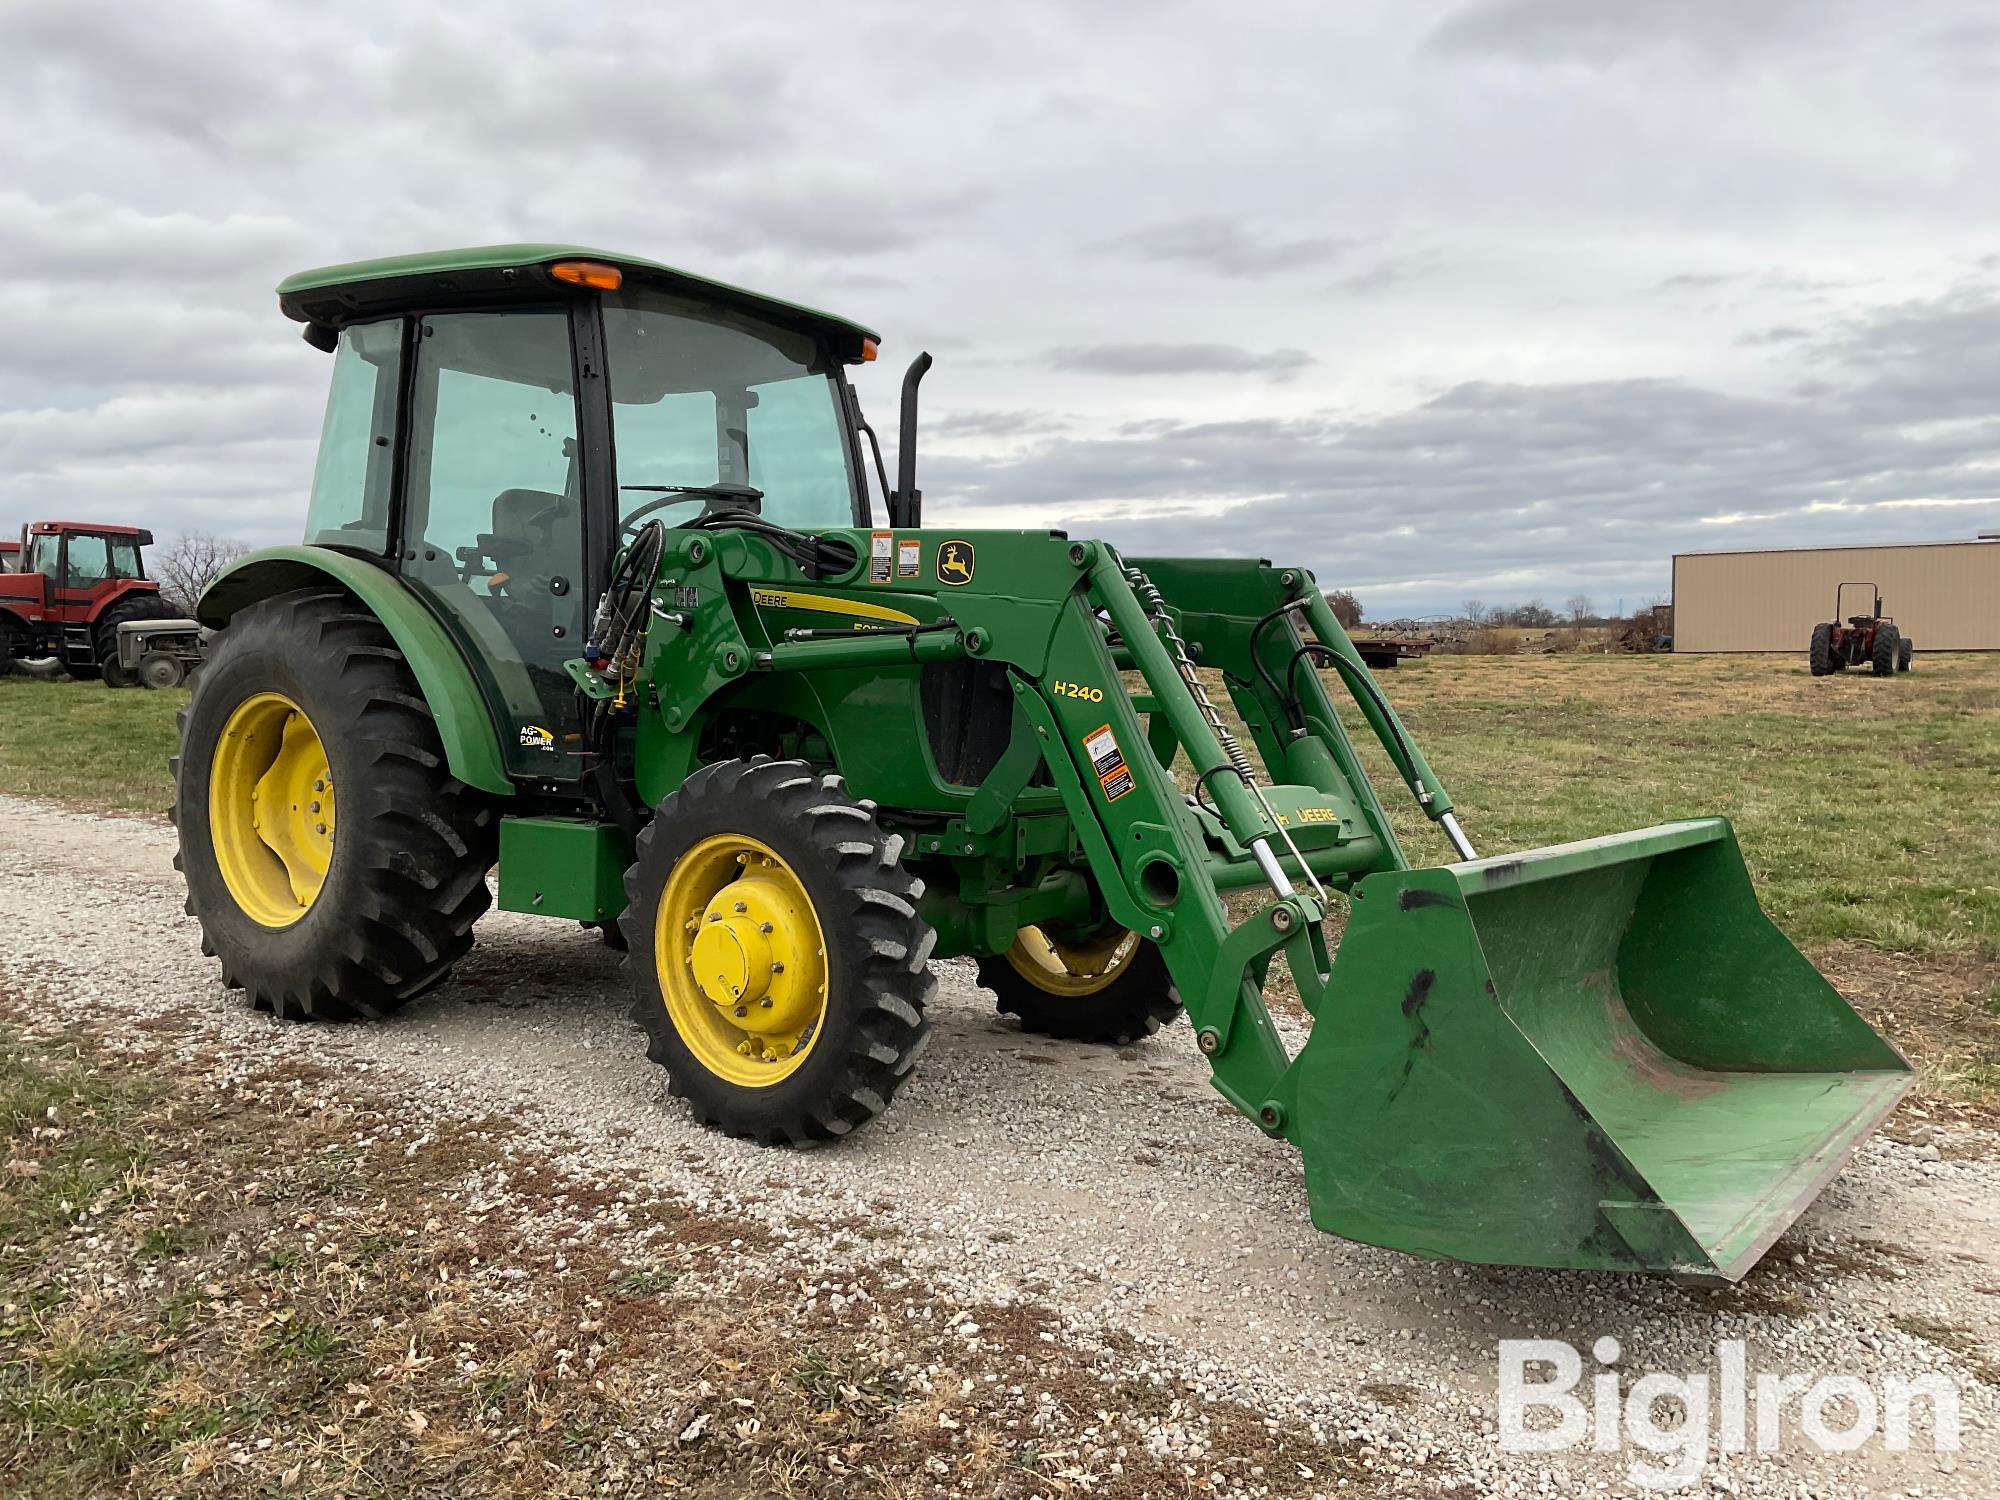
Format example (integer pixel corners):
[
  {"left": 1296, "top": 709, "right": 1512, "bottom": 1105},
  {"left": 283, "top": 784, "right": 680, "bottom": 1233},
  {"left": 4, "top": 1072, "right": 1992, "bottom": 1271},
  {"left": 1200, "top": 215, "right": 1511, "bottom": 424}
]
[{"left": 1, "top": 652, "right": 1996, "bottom": 1107}]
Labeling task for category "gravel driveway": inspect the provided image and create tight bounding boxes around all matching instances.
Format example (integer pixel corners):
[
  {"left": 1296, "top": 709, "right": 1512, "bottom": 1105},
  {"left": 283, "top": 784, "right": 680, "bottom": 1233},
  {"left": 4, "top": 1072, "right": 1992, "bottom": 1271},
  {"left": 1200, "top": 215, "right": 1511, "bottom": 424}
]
[{"left": 4, "top": 793, "right": 1993, "bottom": 1498}]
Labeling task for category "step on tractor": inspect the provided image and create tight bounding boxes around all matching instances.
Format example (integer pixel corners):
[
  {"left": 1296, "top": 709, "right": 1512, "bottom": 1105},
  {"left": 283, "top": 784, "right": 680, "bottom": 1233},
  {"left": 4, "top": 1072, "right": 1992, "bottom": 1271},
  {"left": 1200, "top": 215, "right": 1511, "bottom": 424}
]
[
  {"left": 173, "top": 247, "right": 1912, "bottom": 1283},
  {"left": 1809, "top": 583, "right": 1913, "bottom": 677},
  {"left": 0, "top": 521, "right": 187, "bottom": 685}
]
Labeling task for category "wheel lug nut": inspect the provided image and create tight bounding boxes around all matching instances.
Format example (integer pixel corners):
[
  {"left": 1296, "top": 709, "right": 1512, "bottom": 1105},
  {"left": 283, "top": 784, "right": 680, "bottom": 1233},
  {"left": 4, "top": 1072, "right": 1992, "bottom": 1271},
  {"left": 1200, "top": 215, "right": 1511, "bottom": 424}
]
[
  {"left": 733, "top": 901, "right": 747, "bottom": 914},
  {"left": 706, "top": 913, "right": 720, "bottom": 923},
  {"left": 315, "top": 823, "right": 327, "bottom": 835},
  {"left": 314, "top": 779, "right": 326, "bottom": 791},
  {"left": 757, "top": 922, "right": 773, "bottom": 934},
  {"left": 310, "top": 801, "right": 321, "bottom": 813},
  {"left": 733, "top": 1006, "right": 747, "bottom": 1018},
  {"left": 759, "top": 997, "right": 773, "bottom": 1009},
  {"left": 770, "top": 961, "right": 785, "bottom": 974}
]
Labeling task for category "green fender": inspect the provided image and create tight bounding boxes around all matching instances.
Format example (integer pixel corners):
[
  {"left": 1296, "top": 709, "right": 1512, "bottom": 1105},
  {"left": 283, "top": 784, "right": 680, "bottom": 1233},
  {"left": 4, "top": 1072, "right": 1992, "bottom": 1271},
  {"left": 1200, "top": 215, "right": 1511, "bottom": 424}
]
[{"left": 198, "top": 546, "right": 514, "bottom": 797}]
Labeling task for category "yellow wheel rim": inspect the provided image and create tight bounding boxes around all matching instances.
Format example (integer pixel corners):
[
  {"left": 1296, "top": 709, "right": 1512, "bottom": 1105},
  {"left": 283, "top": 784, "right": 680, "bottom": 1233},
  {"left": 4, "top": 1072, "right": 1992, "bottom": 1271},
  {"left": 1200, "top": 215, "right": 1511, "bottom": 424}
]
[
  {"left": 656, "top": 835, "right": 829, "bottom": 1088},
  {"left": 208, "top": 692, "right": 335, "bottom": 928},
  {"left": 1004, "top": 925, "right": 1139, "bottom": 997}
]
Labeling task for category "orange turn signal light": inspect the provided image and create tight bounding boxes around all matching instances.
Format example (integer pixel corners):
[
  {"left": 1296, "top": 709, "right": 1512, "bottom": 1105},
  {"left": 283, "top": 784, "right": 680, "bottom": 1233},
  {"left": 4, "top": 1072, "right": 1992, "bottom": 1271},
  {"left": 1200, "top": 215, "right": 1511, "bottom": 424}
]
[
  {"left": 549, "top": 260, "right": 623, "bottom": 291},
  {"left": 860, "top": 337, "right": 880, "bottom": 362}
]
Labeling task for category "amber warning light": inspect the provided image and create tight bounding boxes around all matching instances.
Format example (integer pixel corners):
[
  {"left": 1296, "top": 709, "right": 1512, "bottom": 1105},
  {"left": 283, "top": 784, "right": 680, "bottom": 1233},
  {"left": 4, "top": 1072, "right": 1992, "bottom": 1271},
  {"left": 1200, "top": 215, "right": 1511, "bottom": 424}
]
[{"left": 549, "top": 260, "right": 623, "bottom": 290}]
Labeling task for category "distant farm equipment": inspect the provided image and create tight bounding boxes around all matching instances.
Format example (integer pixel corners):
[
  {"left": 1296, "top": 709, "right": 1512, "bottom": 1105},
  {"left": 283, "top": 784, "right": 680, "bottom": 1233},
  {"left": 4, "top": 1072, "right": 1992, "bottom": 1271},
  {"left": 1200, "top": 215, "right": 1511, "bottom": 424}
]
[
  {"left": 1348, "top": 634, "right": 1435, "bottom": 669},
  {"left": 115, "top": 616, "right": 209, "bottom": 689},
  {"left": 1809, "top": 583, "right": 1912, "bottom": 678},
  {"left": 0, "top": 521, "right": 192, "bottom": 686}
]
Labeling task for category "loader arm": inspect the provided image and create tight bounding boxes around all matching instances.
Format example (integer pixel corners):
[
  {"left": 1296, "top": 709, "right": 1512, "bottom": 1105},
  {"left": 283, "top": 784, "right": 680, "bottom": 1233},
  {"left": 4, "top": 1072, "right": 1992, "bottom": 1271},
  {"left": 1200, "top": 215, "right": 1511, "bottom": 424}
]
[{"left": 621, "top": 523, "right": 1909, "bottom": 1280}]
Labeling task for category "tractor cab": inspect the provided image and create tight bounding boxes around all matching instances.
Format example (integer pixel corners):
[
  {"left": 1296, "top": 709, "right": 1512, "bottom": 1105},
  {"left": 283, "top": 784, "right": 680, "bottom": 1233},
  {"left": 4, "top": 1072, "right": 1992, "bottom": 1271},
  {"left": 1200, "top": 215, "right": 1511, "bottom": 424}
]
[{"left": 274, "top": 247, "right": 878, "bottom": 780}]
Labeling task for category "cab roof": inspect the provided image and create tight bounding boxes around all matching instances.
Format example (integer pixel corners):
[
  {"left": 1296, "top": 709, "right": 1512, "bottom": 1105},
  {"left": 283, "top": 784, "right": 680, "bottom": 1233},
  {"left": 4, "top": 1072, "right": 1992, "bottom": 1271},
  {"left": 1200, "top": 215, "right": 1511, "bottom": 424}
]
[
  {"left": 29, "top": 520, "right": 151, "bottom": 538},
  {"left": 277, "top": 244, "right": 879, "bottom": 355}
]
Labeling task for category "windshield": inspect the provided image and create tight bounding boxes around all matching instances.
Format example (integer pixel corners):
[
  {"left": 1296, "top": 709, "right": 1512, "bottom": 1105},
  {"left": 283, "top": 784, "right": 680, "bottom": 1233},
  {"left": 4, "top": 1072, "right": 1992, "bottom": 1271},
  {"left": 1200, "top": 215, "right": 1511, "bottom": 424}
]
[
  {"left": 60, "top": 533, "right": 142, "bottom": 587},
  {"left": 602, "top": 290, "right": 860, "bottom": 534}
]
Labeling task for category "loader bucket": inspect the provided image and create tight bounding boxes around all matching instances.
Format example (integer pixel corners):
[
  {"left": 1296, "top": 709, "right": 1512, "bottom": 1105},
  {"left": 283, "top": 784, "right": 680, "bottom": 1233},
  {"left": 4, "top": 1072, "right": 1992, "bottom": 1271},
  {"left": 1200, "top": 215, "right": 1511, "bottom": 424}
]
[{"left": 1283, "top": 819, "right": 1911, "bottom": 1281}]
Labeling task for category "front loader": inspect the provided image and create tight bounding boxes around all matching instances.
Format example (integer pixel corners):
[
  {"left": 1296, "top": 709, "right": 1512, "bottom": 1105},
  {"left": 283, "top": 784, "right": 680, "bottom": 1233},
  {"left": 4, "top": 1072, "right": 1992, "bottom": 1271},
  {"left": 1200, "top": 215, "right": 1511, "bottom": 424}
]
[{"left": 174, "top": 246, "right": 1910, "bottom": 1282}]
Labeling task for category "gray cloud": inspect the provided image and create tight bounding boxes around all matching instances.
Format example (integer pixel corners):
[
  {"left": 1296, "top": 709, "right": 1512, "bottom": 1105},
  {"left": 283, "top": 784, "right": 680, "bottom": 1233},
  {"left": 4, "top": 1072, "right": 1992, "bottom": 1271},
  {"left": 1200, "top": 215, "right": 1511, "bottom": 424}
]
[
  {"left": 1427, "top": 0, "right": 1841, "bottom": 66},
  {"left": 924, "top": 286, "right": 2000, "bottom": 611},
  {"left": 1097, "top": 216, "right": 1354, "bottom": 278},
  {"left": 929, "top": 409, "right": 1070, "bottom": 439},
  {"left": 1046, "top": 344, "right": 1316, "bottom": 381},
  {"left": 0, "top": 0, "right": 1994, "bottom": 595}
]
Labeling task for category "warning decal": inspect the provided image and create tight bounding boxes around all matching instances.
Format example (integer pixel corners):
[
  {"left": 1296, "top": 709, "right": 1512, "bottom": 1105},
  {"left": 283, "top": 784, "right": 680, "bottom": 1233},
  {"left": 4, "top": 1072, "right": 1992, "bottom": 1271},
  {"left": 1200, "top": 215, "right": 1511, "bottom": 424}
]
[
  {"left": 868, "top": 530, "right": 893, "bottom": 583},
  {"left": 1083, "top": 723, "right": 1135, "bottom": 802},
  {"left": 896, "top": 537, "right": 921, "bottom": 578}
]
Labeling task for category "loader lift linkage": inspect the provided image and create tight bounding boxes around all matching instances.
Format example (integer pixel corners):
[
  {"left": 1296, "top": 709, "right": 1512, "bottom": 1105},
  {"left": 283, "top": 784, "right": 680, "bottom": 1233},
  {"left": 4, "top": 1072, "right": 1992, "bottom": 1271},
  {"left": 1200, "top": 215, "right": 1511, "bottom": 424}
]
[{"left": 174, "top": 246, "right": 1911, "bottom": 1284}]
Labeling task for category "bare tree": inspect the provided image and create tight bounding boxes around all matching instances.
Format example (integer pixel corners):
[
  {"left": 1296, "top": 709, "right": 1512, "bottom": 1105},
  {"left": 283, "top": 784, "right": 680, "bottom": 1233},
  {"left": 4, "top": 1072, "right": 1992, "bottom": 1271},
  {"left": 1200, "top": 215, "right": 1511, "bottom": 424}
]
[
  {"left": 153, "top": 532, "right": 249, "bottom": 611},
  {"left": 1460, "top": 598, "right": 1485, "bottom": 626},
  {"left": 1566, "top": 593, "right": 1594, "bottom": 624},
  {"left": 1324, "top": 589, "right": 1363, "bottom": 628}
]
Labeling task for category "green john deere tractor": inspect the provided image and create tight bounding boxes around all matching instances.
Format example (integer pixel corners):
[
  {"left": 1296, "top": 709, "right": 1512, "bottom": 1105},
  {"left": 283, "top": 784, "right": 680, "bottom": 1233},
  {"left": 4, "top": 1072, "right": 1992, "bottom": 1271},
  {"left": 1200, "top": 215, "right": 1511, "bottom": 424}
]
[{"left": 175, "top": 245, "right": 1911, "bottom": 1282}]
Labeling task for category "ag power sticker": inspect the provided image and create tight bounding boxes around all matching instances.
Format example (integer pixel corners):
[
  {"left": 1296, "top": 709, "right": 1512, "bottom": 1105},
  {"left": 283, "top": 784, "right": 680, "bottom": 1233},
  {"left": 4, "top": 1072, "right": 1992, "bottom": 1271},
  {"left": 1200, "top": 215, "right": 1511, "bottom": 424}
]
[
  {"left": 868, "top": 530, "right": 893, "bottom": 583},
  {"left": 1083, "top": 723, "right": 1134, "bottom": 802}
]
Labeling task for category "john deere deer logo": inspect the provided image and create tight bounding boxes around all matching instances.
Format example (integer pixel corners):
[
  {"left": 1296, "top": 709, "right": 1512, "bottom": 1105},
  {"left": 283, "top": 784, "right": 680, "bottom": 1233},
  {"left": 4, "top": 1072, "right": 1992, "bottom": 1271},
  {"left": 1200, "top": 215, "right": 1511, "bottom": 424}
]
[{"left": 935, "top": 540, "right": 976, "bottom": 586}]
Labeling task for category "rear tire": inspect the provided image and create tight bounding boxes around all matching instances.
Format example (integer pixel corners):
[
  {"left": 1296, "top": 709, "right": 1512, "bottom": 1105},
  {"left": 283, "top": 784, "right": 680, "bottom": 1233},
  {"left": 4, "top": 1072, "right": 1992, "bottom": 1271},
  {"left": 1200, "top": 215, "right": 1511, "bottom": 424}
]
[
  {"left": 95, "top": 595, "right": 183, "bottom": 689},
  {"left": 1898, "top": 637, "right": 1914, "bottom": 672},
  {"left": 1871, "top": 623, "right": 1900, "bottom": 676},
  {"left": 620, "top": 757, "right": 934, "bottom": 1144},
  {"left": 978, "top": 925, "right": 1183, "bottom": 1045},
  {"left": 172, "top": 588, "right": 498, "bottom": 1020},
  {"left": 1808, "top": 623, "right": 1834, "bottom": 676}
]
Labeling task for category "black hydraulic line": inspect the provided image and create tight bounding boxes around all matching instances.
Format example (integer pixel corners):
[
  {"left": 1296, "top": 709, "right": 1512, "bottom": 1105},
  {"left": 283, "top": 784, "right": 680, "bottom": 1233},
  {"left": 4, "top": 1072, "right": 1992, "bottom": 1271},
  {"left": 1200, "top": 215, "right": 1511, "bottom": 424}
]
[{"left": 1285, "top": 643, "right": 1422, "bottom": 788}]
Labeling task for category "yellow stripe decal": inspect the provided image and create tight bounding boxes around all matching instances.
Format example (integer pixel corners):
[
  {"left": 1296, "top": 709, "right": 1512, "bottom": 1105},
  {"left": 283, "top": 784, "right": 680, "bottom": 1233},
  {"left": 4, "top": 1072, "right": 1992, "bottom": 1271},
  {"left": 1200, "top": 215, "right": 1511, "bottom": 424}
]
[{"left": 748, "top": 588, "right": 921, "bottom": 626}]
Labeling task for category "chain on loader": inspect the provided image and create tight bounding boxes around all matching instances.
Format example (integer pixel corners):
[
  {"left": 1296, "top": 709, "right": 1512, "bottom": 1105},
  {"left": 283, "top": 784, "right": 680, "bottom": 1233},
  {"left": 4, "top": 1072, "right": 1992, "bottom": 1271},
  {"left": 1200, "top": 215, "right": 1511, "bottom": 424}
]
[{"left": 172, "top": 246, "right": 1911, "bottom": 1282}]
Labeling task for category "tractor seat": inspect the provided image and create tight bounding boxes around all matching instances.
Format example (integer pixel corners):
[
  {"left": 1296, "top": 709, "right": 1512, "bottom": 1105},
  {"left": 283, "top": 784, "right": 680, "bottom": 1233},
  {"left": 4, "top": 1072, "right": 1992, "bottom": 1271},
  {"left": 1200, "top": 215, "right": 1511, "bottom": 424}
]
[{"left": 457, "top": 488, "right": 573, "bottom": 579}]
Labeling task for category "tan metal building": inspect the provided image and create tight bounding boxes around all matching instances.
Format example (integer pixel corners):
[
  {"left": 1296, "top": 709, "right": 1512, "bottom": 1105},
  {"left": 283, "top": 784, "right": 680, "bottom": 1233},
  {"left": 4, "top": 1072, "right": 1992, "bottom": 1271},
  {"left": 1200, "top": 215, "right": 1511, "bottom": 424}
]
[{"left": 1672, "top": 539, "right": 2000, "bottom": 652}]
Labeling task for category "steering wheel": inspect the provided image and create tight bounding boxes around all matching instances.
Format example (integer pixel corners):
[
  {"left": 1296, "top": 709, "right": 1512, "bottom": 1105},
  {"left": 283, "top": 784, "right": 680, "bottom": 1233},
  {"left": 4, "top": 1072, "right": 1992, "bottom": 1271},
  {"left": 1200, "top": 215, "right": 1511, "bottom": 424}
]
[{"left": 620, "top": 493, "right": 704, "bottom": 540}]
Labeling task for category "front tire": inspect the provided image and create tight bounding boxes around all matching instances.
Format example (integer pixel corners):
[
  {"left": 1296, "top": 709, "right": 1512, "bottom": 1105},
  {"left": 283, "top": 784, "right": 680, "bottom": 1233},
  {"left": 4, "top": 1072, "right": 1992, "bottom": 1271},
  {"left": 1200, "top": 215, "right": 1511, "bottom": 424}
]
[
  {"left": 620, "top": 758, "right": 934, "bottom": 1144},
  {"left": 977, "top": 923, "right": 1183, "bottom": 1045},
  {"left": 1808, "top": 623, "right": 1834, "bottom": 676},
  {"left": 1871, "top": 623, "right": 1900, "bottom": 676},
  {"left": 1898, "top": 637, "right": 1914, "bottom": 672},
  {"left": 172, "top": 588, "right": 498, "bottom": 1019}
]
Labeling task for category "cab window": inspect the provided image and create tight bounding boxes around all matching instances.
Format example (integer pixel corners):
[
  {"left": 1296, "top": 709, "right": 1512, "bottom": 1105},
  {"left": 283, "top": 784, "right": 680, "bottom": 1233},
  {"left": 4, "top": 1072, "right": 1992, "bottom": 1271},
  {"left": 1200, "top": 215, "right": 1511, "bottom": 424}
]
[
  {"left": 304, "top": 319, "right": 404, "bottom": 552},
  {"left": 63, "top": 534, "right": 110, "bottom": 588},
  {"left": 603, "top": 290, "right": 860, "bottom": 533}
]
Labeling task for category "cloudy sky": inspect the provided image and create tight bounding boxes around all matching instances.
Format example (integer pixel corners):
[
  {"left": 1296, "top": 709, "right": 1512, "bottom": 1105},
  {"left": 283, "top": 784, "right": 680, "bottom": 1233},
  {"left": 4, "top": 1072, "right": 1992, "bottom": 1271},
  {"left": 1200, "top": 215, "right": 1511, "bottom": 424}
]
[{"left": 3, "top": 0, "right": 1997, "bottom": 617}]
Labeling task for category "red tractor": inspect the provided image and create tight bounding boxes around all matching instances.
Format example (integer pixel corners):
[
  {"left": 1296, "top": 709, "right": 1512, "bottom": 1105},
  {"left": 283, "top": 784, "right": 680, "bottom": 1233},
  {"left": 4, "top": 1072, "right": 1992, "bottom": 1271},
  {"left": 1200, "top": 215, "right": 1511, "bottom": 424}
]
[
  {"left": 1809, "top": 582, "right": 1913, "bottom": 677},
  {"left": 0, "top": 521, "right": 183, "bottom": 686}
]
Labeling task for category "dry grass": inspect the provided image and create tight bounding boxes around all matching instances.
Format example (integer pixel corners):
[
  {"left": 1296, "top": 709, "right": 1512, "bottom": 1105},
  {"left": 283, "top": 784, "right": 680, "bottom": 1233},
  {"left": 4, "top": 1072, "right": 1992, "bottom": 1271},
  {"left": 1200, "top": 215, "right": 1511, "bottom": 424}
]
[{"left": 0, "top": 1006, "right": 1375, "bottom": 1499}]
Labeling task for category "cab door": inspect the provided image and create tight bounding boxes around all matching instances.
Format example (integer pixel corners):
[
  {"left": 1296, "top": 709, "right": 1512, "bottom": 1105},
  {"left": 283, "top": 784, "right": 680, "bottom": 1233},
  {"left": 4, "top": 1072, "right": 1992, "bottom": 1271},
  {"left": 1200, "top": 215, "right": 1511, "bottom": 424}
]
[
  {"left": 398, "top": 309, "right": 589, "bottom": 782},
  {"left": 51, "top": 532, "right": 133, "bottom": 660}
]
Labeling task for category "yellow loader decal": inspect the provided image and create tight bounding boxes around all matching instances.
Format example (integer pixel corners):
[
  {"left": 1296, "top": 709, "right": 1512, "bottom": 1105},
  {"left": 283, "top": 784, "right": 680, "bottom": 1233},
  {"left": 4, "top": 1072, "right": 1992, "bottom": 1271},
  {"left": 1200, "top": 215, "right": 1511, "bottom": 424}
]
[{"left": 748, "top": 588, "right": 920, "bottom": 626}]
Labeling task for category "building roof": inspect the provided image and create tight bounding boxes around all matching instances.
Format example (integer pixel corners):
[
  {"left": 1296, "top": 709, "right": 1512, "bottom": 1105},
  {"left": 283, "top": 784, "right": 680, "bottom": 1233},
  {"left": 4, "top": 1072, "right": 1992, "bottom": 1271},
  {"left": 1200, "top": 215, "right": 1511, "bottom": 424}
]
[
  {"left": 1673, "top": 536, "right": 1998, "bottom": 560},
  {"left": 276, "top": 244, "right": 879, "bottom": 348}
]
